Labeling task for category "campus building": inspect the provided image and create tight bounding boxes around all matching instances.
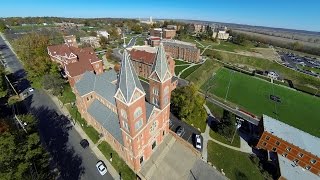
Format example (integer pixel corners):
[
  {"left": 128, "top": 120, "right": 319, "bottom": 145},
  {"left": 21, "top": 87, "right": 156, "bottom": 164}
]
[
  {"left": 150, "top": 28, "right": 176, "bottom": 39},
  {"left": 47, "top": 36, "right": 103, "bottom": 86},
  {"left": 63, "top": 35, "right": 78, "bottom": 47},
  {"left": 80, "top": 36, "right": 101, "bottom": 48},
  {"left": 188, "top": 24, "right": 207, "bottom": 33},
  {"left": 256, "top": 115, "right": 320, "bottom": 179},
  {"left": 128, "top": 46, "right": 175, "bottom": 79},
  {"left": 161, "top": 39, "right": 201, "bottom": 63},
  {"left": 73, "top": 43, "right": 173, "bottom": 172}
]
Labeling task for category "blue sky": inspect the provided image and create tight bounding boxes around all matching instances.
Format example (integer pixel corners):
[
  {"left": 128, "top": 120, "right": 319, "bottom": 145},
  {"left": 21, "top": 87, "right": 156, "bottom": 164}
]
[{"left": 1, "top": 0, "right": 319, "bottom": 31}]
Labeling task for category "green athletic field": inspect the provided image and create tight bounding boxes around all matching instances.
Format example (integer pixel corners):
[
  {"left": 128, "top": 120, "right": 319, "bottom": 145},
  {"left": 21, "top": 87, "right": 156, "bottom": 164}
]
[{"left": 202, "top": 67, "right": 320, "bottom": 137}]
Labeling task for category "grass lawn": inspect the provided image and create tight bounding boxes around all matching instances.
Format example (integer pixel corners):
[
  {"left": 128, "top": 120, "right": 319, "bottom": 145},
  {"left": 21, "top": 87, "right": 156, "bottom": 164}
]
[
  {"left": 186, "top": 59, "right": 222, "bottom": 87},
  {"left": 66, "top": 105, "right": 100, "bottom": 143},
  {"left": 203, "top": 67, "right": 320, "bottom": 137},
  {"left": 135, "top": 37, "right": 145, "bottom": 46},
  {"left": 180, "top": 64, "right": 202, "bottom": 79},
  {"left": 210, "top": 130, "right": 240, "bottom": 148},
  {"left": 206, "top": 101, "right": 224, "bottom": 119},
  {"left": 207, "top": 141, "right": 264, "bottom": 180},
  {"left": 297, "top": 64, "right": 320, "bottom": 74},
  {"left": 174, "top": 65, "right": 189, "bottom": 75},
  {"left": 59, "top": 85, "right": 76, "bottom": 104},
  {"left": 98, "top": 141, "right": 135, "bottom": 180},
  {"left": 206, "top": 50, "right": 320, "bottom": 94},
  {"left": 210, "top": 41, "right": 255, "bottom": 52},
  {"left": 174, "top": 59, "right": 191, "bottom": 65}
]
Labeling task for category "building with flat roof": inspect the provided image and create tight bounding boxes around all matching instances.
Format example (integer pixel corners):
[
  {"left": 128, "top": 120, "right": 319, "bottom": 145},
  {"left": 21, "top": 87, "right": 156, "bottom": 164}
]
[
  {"left": 161, "top": 39, "right": 200, "bottom": 63},
  {"left": 257, "top": 115, "right": 320, "bottom": 177},
  {"left": 80, "top": 36, "right": 101, "bottom": 48},
  {"left": 150, "top": 28, "right": 176, "bottom": 39},
  {"left": 277, "top": 154, "right": 319, "bottom": 180},
  {"left": 73, "top": 43, "right": 173, "bottom": 172},
  {"left": 63, "top": 35, "right": 78, "bottom": 47}
]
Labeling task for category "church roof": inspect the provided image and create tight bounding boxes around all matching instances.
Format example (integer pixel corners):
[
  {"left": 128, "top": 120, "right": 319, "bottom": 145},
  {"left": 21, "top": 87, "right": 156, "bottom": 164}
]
[
  {"left": 75, "top": 70, "right": 117, "bottom": 105},
  {"left": 150, "top": 43, "right": 171, "bottom": 82},
  {"left": 87, "top": 100, "right": 124, "bottom": 145},
  {"left": 117, "top": 49, "right": 145, "bottom": 103}
]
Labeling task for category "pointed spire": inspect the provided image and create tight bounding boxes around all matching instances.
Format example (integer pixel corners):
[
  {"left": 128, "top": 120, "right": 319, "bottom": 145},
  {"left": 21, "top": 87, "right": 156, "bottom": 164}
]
[
  {"left": 150, "top": 42, "right": 171, "bottom": 82},
  {"left": 117, "top": 49, "right": 145, "bottom": 103}
]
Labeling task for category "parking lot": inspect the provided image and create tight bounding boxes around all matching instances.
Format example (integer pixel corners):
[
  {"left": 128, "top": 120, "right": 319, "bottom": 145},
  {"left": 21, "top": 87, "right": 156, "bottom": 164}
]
[
  {"left": 169, "top": 113, "right": 203, "bottom": 151},
  {"left": 278, "top": 51, "right": 320, "bottom": 77}
]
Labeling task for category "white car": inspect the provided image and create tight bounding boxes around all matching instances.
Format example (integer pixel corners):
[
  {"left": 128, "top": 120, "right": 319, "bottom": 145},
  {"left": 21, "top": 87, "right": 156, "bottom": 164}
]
[
  {"left": 195, "top": 135, "right": 202, "bottom": 149},
  {"left": 28, "top": 87, "right": 34, "bottom": 92},
  {"left": 96, "top": 160, "right": 108, "bottom": 176}
]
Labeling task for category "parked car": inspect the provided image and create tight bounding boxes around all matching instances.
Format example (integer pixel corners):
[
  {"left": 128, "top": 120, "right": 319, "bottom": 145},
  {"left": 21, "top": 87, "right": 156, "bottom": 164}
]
[
  {"left": 80, "top": 139, "right": 89, "bottom": 149},
  {"left": 195, "top": 135, "right": 202, "bottom": 149},
  {"left": 96, "top": 160, "right": 108, "bottom": 176},
  {"left": 28, "top": 87, "right": 34, "bottom": 92},
  {"left": 176, "top": 126, "right": 184, "bottom": 137},
  {"left": 169, "top": 119, "right": 173, "bottom": 127}
]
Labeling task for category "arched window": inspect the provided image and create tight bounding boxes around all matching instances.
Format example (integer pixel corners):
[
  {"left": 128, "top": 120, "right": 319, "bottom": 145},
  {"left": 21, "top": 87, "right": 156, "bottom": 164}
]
[
  {"left": 121, "top": 109, "right": 127, "bottom": 119},
  {"left": 134, "top": 107, "right": 142, "bottom": 119},
  {"left": 150, "top": 121, "right": 158, "bottom": 133},
  {"left": 164, "top": 86, "right": 169, "bottom": 95}
]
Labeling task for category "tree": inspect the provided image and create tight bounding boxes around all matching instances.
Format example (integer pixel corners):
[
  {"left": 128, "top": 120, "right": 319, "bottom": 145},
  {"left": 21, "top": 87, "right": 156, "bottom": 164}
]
[
  {"left": 0, "top": 20, "right": 7, "bottom": 33},
  {"left": 99, "top": 36, "right": 109, "bottom": 49},
  {"left": 217, "top": 110, "right": 235, "bottom": 140},
  {"left": 232, "top": 34, "right": 245, "bottom": 45},
  {"left": 131, "top": 24, "right": 142, "bottom": 34},
  {"left": 0, "top": 115, "right": 53, "bottom": 179},
  {"left": 42, "top": 73, "right": 66, "bottom": 96},
  {"left": 0, "top": 65, "right": 7, "bottom": 98},
  {"left": 171, "top": 84, "right": 207, "bottom": 124}
]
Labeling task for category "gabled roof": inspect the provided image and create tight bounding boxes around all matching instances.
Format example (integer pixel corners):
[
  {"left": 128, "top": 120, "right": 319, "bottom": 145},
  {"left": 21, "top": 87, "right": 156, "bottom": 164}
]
[
  {"left": 117, "top": 49, "right": 145, "bottom": 103},
  {"left": 75, "top": 70, "right": 117, "bottom": 105},
  {"left": 87, "top": 100, "right": 123, "bottom": 145},
  {"left": 263, "top": 115, "right": 320, "bottom": 157},
  {"left": 150, "top": 43, "right": 171, "bottom": 82},
  {"left": 130, "top": 49, "right": 156, "bottom": 65},
  {"left": 146, "top": 102, "right": 156, "bottom": 122}
]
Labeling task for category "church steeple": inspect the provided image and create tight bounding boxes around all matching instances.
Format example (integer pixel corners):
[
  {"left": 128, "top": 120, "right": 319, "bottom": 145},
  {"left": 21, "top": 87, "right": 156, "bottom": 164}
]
[
  {"left": 149, "top": 42, "right": 172, "bottom": 82},
  {"left": 115, "top": 49, "right": 145, "bottom": 104}
]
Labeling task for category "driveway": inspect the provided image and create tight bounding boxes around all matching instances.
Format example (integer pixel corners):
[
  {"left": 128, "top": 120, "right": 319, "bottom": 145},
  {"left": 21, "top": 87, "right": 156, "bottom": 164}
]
[{"left": 0, "top": 34, "right": 113, "bottom": 180}]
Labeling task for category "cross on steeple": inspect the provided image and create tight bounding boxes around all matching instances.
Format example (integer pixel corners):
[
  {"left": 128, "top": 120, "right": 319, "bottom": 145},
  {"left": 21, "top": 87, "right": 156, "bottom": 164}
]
[{"left": 121, "top": 33, "right": 127, "bottom": 48}]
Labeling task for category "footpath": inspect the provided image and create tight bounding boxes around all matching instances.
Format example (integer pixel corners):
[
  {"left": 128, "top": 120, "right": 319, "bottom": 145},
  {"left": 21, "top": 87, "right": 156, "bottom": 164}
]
[
  {"left": 201, "top": 104, "right": 252, "bottom": 162},
  {"left": 47, "top": 92, "right": 120, "bottom": 180}
]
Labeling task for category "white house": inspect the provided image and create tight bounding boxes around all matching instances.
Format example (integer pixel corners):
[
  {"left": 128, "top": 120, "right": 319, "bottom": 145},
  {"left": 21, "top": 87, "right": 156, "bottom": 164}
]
[{"left": 96, "top": 31, "right": 110, "bottom": 39}]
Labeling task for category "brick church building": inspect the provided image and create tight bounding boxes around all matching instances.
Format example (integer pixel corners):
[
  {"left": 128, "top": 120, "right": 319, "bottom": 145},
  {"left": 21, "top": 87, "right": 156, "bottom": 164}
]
[{"left": 73, "top": 43, "right": 173, "bottom": 171}]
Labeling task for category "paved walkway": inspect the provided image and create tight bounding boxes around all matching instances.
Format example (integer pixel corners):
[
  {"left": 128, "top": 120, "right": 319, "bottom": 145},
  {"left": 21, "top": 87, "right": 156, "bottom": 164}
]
[
  {"left": 201, "top": 104, "right": 252, "bottom": 162},
  {"left": 47, "top": 92, "right": 120, "bottom": 180}
]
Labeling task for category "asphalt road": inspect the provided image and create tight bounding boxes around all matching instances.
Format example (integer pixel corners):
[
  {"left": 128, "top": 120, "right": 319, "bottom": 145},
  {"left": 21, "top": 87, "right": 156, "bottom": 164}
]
[
  {"left": 169, "top": 113, "right": 203, "bottom": 151},
  {"left": 0, "top": 35, "right": 113, "bottom": 180}
]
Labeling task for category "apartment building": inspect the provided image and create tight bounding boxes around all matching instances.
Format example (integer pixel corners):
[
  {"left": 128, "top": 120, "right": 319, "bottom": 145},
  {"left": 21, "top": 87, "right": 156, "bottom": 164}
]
[
  {"left": 162, "top": 39, "right": 200, "bottom": 63},
  {"left": 256, "top": 115, "right": 320, "bottom": 179}
]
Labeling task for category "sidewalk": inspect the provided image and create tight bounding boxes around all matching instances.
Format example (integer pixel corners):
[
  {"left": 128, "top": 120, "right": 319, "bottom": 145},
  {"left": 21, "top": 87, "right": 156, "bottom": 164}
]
[
  {"left": 201, "top": 104, "right": 252, "bottom": 162},
  {"left": 47, "top": 91, "right": 120, "bottom": 180}
]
